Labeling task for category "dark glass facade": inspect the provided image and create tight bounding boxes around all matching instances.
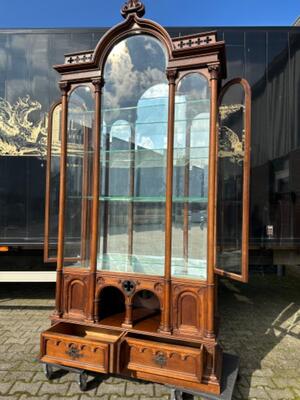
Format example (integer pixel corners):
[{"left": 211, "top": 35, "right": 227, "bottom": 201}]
[{"left": 0, "top": 27, "right": 299, "bottom": 269}]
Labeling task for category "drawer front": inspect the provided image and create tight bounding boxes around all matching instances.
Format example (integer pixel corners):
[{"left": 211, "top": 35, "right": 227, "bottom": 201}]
[
  {"left": 124, "top": 337, "right": 203, "bottom": 383},
  {"left": 42, "top": 333, "right": 109, "bottom": 373}
]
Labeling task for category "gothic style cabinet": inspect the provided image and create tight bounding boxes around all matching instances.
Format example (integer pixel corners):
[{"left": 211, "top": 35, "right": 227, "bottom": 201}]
[{"left": 41, "top": 1, "right": 251, "bottom": 396}]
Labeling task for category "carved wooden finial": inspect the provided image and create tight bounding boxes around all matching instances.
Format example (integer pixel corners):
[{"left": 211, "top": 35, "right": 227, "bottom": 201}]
[{"left": 121, "top": 0, "right": 145, "bottom": 19}]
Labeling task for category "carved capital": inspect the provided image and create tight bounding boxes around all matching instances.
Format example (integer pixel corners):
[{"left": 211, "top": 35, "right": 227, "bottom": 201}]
[
  {"left": 59, "top": 81, "right": 70, "bottom": 95},
  {"left": 92, "top": 77, "right": 105, "bottom": 93},
  {"left": 121, "top": 0, "right": 145, "bottom": 19},
  {"left": 208, "top": 64, "right": 220, "bottom": 80},
  {"left": 166, "top": 69, "right": 178, "bottom": 85}
]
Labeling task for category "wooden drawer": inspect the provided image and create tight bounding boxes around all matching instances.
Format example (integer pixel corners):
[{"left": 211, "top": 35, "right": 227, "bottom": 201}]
[
  {"left": 40, "top": 322, "right": 123, "bottom": 373},
  {"left": 123, "top": 336, "right": 203, "bottom": 383}
]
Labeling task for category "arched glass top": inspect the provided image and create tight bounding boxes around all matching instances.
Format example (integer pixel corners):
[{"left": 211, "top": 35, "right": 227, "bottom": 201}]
[{"left": 97, "top": 35, "right": 169, "bottom": 275}]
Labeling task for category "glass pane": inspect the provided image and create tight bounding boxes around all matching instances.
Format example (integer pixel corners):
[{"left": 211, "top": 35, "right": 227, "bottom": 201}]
[
  {"left": 217, "top": 84, "right": 245, "bottom": 274},
  {"left": 98, "top": 35, "right": 168, "bottom": 275},
  {"left": 172, "top": 73, "right": 210, "bottom": 280},
  {"left": 48, "top": 103, "right": 61, "bottom": 259},
  {"left": 64, "top": 85, "right": 94, "bottom": 267}
]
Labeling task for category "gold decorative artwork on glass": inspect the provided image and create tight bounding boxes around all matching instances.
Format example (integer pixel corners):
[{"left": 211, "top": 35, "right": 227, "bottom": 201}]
[{"left": 0, "top": 95, "right": 48, "bottom": 157}]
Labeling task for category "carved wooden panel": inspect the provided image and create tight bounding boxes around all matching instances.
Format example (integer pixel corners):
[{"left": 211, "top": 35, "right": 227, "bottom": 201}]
[
  {"left": 63, "top": 273, "right": 88, "bottom": 318},
  {"left": 41, "top": 334, "right": 109, "bottom": 373},
  {"left": 123, "top": 336, "right": 203, "bottom": 383},
  {"left": 172, "top": 283, "right": 206, "bottom": 337},
  {"left": 95, "top": 273, "right": 164, "bottom": 303}
]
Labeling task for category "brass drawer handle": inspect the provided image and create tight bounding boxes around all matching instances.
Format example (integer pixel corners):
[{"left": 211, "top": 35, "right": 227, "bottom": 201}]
[
  {"left": 66, "top": 345, "right": 83, "bottom": 360},
  {"left": 154, "top": 352, "right": 167, "bottom": 368}
]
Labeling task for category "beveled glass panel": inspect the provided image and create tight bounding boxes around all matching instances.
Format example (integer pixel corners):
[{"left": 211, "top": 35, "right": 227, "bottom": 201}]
[
  {"left": 217, "top": 84, "right": 245, "bottom": 275},
  {"left": 64, "top": 85, "right": 94, "bottom": 267},
  {"left": 172, "top": 73, "right": 210, "bottom": 280},
  {"left": 97, "top": 35, "right": 168, "bottom": 275}
]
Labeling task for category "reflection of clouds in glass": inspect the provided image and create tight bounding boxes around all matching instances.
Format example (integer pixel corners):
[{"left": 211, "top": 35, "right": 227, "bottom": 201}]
[
  {"left": 103, "top": 36, "right": 167, "bottom": 113},
  {"left": 174, "top": 94, "right": 186, "bottom": 149},
  {"left": 191, "top": 112, "right": 210, "bottom": 148},
  {"left": 140, "top": 136, "right": 154, "bottom": 149},
  {"left": 136, "top": 83, "right": 168, "bottom": 150}
]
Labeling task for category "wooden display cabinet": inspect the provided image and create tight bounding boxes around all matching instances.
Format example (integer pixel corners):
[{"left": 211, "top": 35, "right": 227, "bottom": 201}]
[{"left": 41, "top": 0, "right": 251, "bottom": 396}]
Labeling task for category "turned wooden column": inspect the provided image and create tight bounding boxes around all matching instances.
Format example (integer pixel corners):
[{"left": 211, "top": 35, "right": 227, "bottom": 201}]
[
  {"left": 87, "top": 77, "right": 104, "bottom": 322},
  {"left": 161, "top": 69, "right": 177, "bottom": 334},
  {"left": 183, "top": 123, "right": 192, "bottom": 271},
  {"left": 54, "top": 81, "right": 69, "bottom": 317},
  {"left": 122, "top": 296, "right": 133, "bottom": 328},
  {"left": 127, "top": 111, "right": 137, "bottom": 262},
  {"left": 206, "top": 64, "right": 220, "bottom": 338}
]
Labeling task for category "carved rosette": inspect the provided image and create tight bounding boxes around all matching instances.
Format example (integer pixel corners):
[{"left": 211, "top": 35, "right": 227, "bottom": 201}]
[{"left": 121, "top": 0, "right": 145, "bottom": 19}]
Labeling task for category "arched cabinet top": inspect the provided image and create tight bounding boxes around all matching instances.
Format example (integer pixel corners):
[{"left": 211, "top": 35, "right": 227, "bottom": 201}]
[{"left": 53, "top": 0, "right": 226, "bottom": 80}]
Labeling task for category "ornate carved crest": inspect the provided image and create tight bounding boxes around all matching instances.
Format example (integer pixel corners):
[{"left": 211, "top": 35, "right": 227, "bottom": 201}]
[{"left": 121, "top": 0, "right": 145, "bottom": 19}]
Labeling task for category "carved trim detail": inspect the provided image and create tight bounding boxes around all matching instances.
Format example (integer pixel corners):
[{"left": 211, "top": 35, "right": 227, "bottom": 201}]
[
  {"left": 121, "top": 0, "right": 145, "bottom": 19},
  {"left": 154, "top": 283, "right": 164, "bottom": 293},
  {"left": 96, "top": 276, "right": 105, "bottom": 286},
  {"left": 59, "top": 81, "right": 70, "bottom": 94},
  {"left": 92, "top": 77, "right": 105, "bottom": 92},
  {"left": 167, "top": 69, "right": 178, "bottom": 84},
  {"left": 173, "top": 33, "right": 216, "bottom": 51},
  {"left": 65, "top": 52, "right": 93, "bottom": 65},
  {"left": 208, "top": 64, "right": 220, "bottom": 80}
]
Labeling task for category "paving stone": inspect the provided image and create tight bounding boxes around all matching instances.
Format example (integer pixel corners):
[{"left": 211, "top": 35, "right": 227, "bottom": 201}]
[
  {"left": 0, "top": 382, "right": 14, "bottom": 395},
  {"left": 250, "top": 376, "right": 277, "bottom": 389},
  {"left": 38, "top": 382, "right": 70, "bottom": 395},
  {"left": 140, "top": 397, "right": 169, "bottom": 400},
  {"left": 96, "top": 381, "right": 126, "bottom": 396},
  {"left": 9, "top": 382, "right": 42, "bottom": 396},
  {"left": 19, "top": 396, "right": 49, "bottom": 400},
  {"left": 155, "top": 383, "right": 171, "bottom": 397},
  {"left": 265, "top": 387, "right": 296, "bottom": 400},
  {"left": 126, "top": 381, "right": 155, "bottom": 396},
  {"left": 50, "top": 397, "right": 80, "bottom": 400},
  {"left": 67, "top": 382, "right": 97, "bottom": 397},
  {"left": 272, "top": 377, "right": 300, "bottom": 389},
  {"left": 238, "top": 385, "right": 271, "bottom": 399},
  {"left": 3, "top": 371, "right": 35, "bottom": 382}
]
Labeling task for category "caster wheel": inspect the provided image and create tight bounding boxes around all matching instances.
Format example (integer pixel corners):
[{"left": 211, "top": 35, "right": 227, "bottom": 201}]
[
  {"left": 78, "top": 371, "right": 88, "bottom": 392},
  {"left": 171, "top": 389, "right": 183, "bottom": 400},
  {"left": 43, "top": 364, "right": 54, "bottom": 380}
]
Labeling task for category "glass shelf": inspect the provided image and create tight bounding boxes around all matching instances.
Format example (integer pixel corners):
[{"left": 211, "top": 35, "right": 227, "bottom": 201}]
[
  {"left": 101, "top": 98, "right": 210, "bottom": 114},
  {"left": 97, "top": 252, "right": 207, "bottom": 280},
  {"left": 68, "top": 195, "right": 208, "bottom": 203},
  {"left": 99, "top": 196, "right": 207, "bottom": 203}
]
